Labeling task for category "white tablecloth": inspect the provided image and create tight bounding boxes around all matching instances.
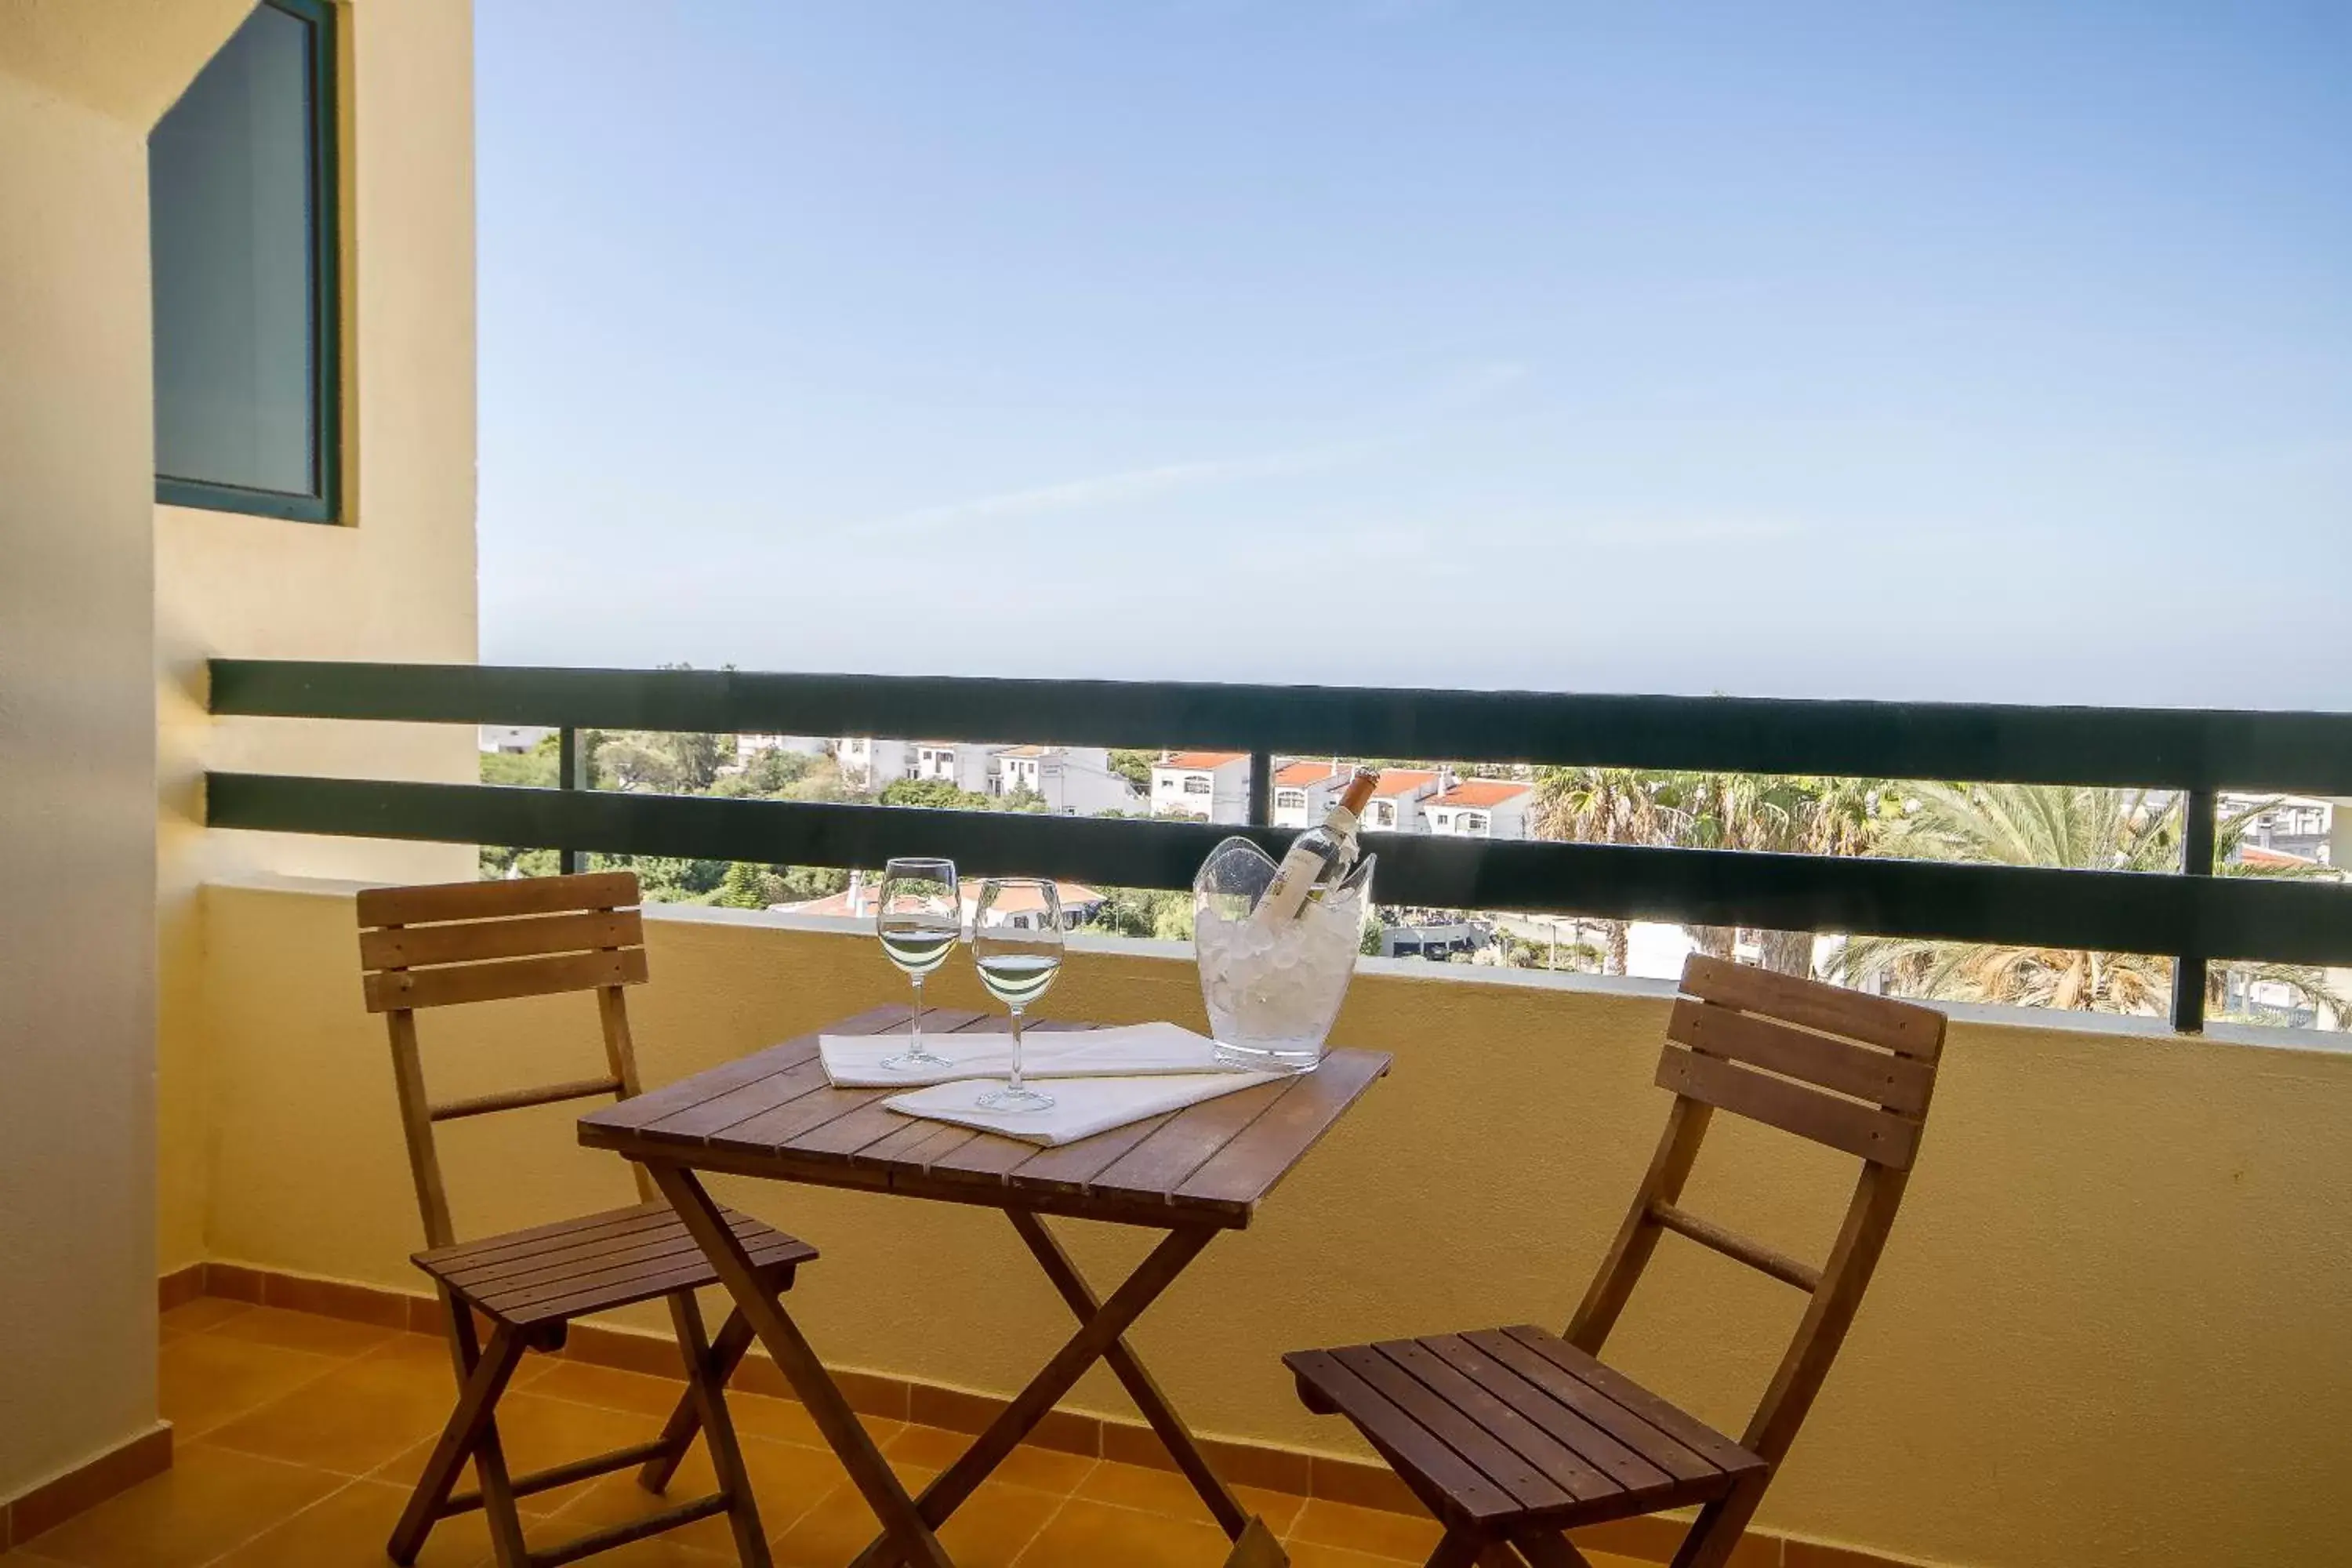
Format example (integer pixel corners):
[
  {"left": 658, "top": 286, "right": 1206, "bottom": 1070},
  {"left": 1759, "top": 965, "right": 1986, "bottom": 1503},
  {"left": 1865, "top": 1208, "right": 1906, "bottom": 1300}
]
[
  {"left": 820, "top": 1021, "right": 1229, "bottom": 1087},
  {"left": 880, "top": 1069, "right": 1281, "bottom": 1148}
]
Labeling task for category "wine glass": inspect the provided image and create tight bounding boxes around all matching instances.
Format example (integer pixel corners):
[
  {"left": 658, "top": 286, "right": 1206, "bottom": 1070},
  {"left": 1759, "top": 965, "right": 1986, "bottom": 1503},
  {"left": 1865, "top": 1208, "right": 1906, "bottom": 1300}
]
[
  {"left": 874, "top": 857, "right": 960, "bottom": 1073},
  {"left": 970, "top": 877, "right": 1064, "bottom": 1112}
]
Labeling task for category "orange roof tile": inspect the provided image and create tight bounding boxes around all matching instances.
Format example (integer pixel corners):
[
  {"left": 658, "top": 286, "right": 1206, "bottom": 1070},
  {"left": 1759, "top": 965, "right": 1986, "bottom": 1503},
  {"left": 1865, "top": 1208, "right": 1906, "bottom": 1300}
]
[
  {"left": 1371, "top": 769, "right": 1440, "bottom": 797},
  {"left": 1160, "top": 751, "right": 1249, "bottom": 771},
  {"left": 1428, "top": 779, "right": 1535, "bottom": 808},
  {"left": 1274, "top": 761, "right": 1344, "bottom": 788}
]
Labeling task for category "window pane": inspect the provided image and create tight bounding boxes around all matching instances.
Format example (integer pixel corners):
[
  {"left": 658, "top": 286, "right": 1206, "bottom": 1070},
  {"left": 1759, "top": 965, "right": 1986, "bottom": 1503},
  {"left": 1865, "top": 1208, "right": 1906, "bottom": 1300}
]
[{"left": 151, "top": 2, "right": 319, "bottom": 500}]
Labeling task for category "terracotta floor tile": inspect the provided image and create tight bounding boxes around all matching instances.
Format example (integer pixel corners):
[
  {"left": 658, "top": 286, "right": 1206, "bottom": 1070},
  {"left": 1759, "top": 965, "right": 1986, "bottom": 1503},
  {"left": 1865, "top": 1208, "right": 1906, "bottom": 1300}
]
[
  {"left": 1074, "top": 1461, "right": 1306, "bottom": 1537},
  {"left": 766, "top": 1480, "right": 895, "bottom": 1567},
  {"left": 156, "top": 1336, "right": 343, "bottom": 1441},
  {"left": 884, "top": 1425, "right": 1094, "bottom": 1495},
  {"left": 51, "top": 1299, "right": 1383, "bottom": 1568},
  {"left": 1280, "top": 1543, "right": 1421, "bottom": 1568},
  {"left": 1288, "top": 1497, "right": 1445, "bottom": 1562},
  {"left": 735, "top": 1392, "right": 905, "bottom": 1452},
  {"left": 158, "top": 1299, "right": 255, "bottom": 1337},
  {"left": 547, "top": 1432, "right": 850, "bottom": 1555},
  {"left": 933, "top": 1479, "right": 1066, "bottom": 1568},
  {"left": 1012, "top": 1496, "right": 1236, "bottom": 1567},
  {"left": 205, "top": 1479, "right": 491, "bottom": 1568},
  {"left": 204, "top": 1348, "right": 475, "bottom": 1476},
  {"left": 350, "top": 1330, "right": 557, "bottom": 1392},
  {"left": 519, "top": 1516, "right": 735, "bottom": 1567},
  {"left": 19, "top": 1446, "right": 343, "bottom": 1568},
  {"left": 365, "top": 1439, "right": 568, "bottom": 1520},
  {"left": 528, "top": 1359, "right": 692, "bottom": 1418},
  {"left": 205, "top": 1305, "right": 401, "bottom": 1360},
  {"left": 464, "top": 1392, "right": 674, "bottom": 1513},
  {"left": 527, "top": 1359, "right": 885, "bottom": 1457}
]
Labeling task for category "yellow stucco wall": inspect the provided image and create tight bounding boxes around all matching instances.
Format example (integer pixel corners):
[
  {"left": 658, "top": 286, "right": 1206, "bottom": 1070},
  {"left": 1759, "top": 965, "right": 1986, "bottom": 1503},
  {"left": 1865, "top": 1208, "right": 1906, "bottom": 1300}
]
[
  {"left": 154, "top": 0, "right": 481, "bottom": 1278},
  {"left": 194, "top": 881, "right": 2352, "bottom": 1568},
  {"left": 0, "top": 0, "right": 249, "bottom": 1506}
]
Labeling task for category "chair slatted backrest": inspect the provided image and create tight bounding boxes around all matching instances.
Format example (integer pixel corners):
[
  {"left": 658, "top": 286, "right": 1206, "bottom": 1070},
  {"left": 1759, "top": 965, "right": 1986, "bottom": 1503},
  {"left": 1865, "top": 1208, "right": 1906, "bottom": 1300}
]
[
  {"left": 1566, "top": 955, "right": 1945, "bottom": 1467},
  {"left": 358, "top": 871, "right": 655, "bottom": 1249}
]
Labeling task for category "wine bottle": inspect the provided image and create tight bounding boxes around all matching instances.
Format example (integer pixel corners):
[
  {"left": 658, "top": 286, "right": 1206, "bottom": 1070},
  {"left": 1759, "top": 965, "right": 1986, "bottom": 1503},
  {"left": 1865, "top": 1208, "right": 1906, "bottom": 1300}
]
[{"left": 1254, "top": 767, "right": 1381, "bottom": 924}]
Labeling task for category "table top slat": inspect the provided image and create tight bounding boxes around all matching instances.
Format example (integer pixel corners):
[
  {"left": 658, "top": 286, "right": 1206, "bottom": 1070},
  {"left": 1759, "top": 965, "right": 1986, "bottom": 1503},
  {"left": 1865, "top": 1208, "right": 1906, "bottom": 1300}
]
[
  {"left": 604, "top": 1005, "right": 901, "bottom": 1125},
  {"left": 1084, "top": 1076, "right": 1297, "bottom": 1200},
  {"left": 644, "top": 1051, "right": 829, "bottom": 1142},
  {"left": 1170, "top": 1049, "right": 1389, "bottom": 1215},
  {"left": 995, "top": 1109, "right": 1184, "bottom": 1197}
]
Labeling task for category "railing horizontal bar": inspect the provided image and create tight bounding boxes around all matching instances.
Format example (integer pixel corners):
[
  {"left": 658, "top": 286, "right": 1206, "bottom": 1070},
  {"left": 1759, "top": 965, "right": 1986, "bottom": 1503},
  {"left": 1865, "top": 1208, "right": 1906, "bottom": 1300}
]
[
  {"left": 205, "top": 773, "right": 2352, "bottom": 966},
  {"left": 207, "top": 660, "right": 2352, "bottom": 793}
]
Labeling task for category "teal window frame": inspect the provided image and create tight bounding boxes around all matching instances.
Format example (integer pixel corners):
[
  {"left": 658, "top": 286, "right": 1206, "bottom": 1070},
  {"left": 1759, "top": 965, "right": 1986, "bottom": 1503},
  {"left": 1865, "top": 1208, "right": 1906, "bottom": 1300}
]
[{"left": 152, "top": 0, "right": 342, "bottom": 524}]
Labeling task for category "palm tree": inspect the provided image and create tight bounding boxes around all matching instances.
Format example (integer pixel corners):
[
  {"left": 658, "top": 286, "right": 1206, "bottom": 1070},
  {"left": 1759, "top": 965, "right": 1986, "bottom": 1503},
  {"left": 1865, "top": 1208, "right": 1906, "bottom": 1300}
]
[
  {"left": 1831, "top": 785, "right": 2348, "bottom": 1024},
  {"left": 1653, "top": 773, "right": 1895, "bottom": 975},
  {"left": 1532, "top": 768, "right": 1668, "bottom": 975}
]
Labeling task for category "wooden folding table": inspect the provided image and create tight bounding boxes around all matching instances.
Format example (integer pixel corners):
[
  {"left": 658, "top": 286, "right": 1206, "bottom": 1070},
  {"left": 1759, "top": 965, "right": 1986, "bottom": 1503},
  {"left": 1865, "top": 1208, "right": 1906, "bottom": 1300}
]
[{"left": 578, "top": 1004, "right": 1390, "bottom": 1568}]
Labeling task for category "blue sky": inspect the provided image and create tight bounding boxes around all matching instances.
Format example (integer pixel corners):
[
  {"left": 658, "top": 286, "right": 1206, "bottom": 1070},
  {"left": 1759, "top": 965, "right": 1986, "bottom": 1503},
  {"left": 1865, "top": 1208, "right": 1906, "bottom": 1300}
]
[{"left": 475, "top": 2, "right": 2350, "bottom": 709}]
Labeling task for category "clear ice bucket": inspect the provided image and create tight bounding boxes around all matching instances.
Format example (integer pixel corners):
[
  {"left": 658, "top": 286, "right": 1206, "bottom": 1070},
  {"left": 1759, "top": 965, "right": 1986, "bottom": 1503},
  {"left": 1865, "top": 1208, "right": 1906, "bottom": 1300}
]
[{"left": 1192, "top": 837, "right": 1374, "bottom": 1073}]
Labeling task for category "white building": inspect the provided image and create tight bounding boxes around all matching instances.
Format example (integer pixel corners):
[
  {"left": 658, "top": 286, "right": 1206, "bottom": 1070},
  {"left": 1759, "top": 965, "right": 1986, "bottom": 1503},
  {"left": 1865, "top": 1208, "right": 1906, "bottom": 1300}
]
[
  {"left": 734, "top": 734, "right": 829, "bottom": 764},
  {"left": 478, "top": 725, "right": 554, "bottom": 754},
  {"left": 837, "top": 736, "right": 916, "bottom": 788},
  {"left": 911, "top": 741, "right": 999, "bottom": 794},
  {"left": 1150, "top": 751, "right": 1252, "bottom": 823},
  {"left": 1425, "top": 779, "right": 1537, "bottom": 839},
  {"left": 997, "top": 746, "right": 1141, "bottom": 816},
  {"left": 2224, "top": 793, "right": 2342, "bottom": 868},
  {"left": 785, "top": 875, "right": 1107, "bottom": 931},
  {"left": 1270, "top": 761, "right": 1347, "bottom": 828},
  {"left": 1360, "top": 768, "right": 1443, "bottom": 833}
]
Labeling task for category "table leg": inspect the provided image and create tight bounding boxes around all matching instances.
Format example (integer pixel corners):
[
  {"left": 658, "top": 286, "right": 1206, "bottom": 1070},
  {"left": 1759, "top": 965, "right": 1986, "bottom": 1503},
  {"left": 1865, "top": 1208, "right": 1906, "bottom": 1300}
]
[
  {"left": 1007, "top": 1208, "right": 1248, "bottom": 1537},
  {"left": 644, "top": 1161, "right": 954, "bottom": 1568},
  {"left": 849, "top": 1223, "right": 1218, "bottom": 1568}
]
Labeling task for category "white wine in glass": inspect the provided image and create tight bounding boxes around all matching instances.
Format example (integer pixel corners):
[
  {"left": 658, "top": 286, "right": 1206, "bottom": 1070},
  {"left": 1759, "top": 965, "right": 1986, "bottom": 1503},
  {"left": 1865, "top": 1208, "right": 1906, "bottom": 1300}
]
[
  {"left": 875, "top": 857, "right": 960, "bottom": 1073},
  {"left": 970, "top": 877, "right": 1063, "bottom": 1112}
]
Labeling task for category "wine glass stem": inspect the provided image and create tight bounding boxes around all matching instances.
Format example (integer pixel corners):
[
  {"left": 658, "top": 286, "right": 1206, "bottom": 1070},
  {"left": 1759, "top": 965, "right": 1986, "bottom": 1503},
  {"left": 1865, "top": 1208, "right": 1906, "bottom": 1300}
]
[
  {"left": 909, "top": 975, "right": 924, "bottom": 1048},
  {"left": 1007, "top": 1005, "right": 1025, "bottom": 1091}
]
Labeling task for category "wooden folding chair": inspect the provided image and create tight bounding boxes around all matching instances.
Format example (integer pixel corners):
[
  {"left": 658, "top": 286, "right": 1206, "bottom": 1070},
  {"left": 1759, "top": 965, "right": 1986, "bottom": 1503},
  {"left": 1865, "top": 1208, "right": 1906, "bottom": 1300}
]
[
  {"left": 358, "top": 871, "right": 817, "bottom": 1568},
  {"left": 1286, "top": 956, "right": 1945, "bottom": 1568}
]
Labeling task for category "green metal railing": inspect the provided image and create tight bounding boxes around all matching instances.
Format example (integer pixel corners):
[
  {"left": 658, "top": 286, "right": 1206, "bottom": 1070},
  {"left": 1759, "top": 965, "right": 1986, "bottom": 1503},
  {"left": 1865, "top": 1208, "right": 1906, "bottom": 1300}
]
[{"left": 205, "top": 659, "right": 2352, "bottom": 1033}]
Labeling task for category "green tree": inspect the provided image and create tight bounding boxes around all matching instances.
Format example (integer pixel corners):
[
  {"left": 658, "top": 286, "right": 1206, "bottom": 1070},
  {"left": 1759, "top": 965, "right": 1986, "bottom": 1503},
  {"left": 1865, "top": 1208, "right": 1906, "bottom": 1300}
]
[
  {"left": 880, "top": 777, "right": 993, "bottom": 811},
  {"left": 1107, "top": 750, "right": 1156, "bottom": 789},
  {"left": 1531, "top": 768, "right": 1668, "bottom": 975},
  {"left": 1831, "top": 786, "right": 2348, "bottom": 1023},
  {"left": 1150, "top": 891, "right": 1196, "bottom": 942},
  {"left": 1652, "top": 772, "right": 1893, "bottom": 975},
  {"left": 480, "top": 735, "right": 559, "bottom": 788},
  {"left": 590, "top": 852, "right": 728, "bottom": 902},
  {"left": 595, "top": 731, "right": 730, "bottom": 794},
  {"left": 712, "top": 747, "right": 815, "bottom": 797}
]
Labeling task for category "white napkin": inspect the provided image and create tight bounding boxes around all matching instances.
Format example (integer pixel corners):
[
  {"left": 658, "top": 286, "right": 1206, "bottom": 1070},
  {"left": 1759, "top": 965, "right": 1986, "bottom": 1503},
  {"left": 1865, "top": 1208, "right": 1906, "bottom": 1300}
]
[
  {"left": 880, "top": 1069, "right": 1282, "bottom": 1148},
  {"left": 820, "top": 1021, "right": 1229, "bottom": 1087}
]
